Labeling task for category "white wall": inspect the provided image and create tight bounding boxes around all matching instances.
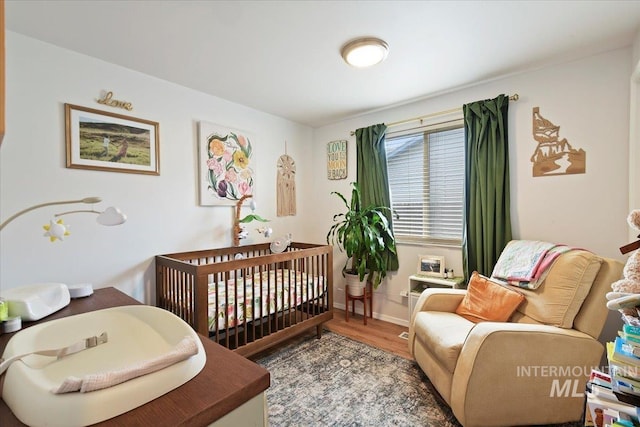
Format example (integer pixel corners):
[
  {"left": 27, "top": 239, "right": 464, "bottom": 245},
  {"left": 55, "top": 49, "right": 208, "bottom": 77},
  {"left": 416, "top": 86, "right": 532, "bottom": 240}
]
[
  {"left": 0, "top": 32, "right": 316, "bottom": 303},
  {"left": 2, "top": 32, "right": 635, "bottom": 332},
  {"left": 312, "top": 48, "right": 632, "bottom": 326}
]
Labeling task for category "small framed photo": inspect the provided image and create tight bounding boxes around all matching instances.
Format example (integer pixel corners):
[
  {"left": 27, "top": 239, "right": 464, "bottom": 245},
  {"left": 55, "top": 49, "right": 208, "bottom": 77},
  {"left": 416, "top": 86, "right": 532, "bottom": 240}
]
[
  {"left": 418, "top": 255, "right": 445, "bottom": 277},
  {"left": 65, "top": 103, "right": 160, "bottom": 175}
]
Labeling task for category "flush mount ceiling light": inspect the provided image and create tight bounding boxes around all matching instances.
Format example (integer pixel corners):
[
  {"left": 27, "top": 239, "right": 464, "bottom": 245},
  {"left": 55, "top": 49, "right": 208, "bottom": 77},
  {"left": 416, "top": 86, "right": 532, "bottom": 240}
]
[{"left": 341, "top": 37, "right": 389, "bottom": 68}]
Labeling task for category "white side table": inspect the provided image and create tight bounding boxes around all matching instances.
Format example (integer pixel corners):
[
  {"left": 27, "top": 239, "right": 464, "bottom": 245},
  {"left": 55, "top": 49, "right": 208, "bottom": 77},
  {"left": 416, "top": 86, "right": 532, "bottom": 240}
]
[{"left": 408, "top": 275, "right": 465, "bottom": 321}]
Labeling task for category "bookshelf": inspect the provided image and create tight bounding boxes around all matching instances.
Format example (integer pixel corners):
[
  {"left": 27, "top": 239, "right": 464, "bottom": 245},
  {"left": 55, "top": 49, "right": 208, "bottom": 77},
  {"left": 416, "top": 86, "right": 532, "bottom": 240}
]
[{"left": 584, "top": 324, "right": 640, "bottom": 425}]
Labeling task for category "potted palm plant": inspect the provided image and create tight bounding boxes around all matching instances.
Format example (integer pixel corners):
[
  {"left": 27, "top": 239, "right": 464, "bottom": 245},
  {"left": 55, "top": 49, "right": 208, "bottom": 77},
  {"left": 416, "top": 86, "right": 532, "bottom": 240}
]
[{"left": 326, "top": 182, "right": 397, "bottom": 296}]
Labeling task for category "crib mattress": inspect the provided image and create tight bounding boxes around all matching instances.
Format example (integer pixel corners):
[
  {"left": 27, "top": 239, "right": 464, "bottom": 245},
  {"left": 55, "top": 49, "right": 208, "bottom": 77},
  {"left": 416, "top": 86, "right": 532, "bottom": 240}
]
[{"left": 208, "top": 269, "right": 324, "bottom": 331}]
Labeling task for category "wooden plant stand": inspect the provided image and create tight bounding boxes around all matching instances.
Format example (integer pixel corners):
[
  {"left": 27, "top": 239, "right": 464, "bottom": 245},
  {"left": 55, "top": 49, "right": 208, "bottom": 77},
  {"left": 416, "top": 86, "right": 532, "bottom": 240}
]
[{"left": 345, "top": 284, "right": 373, "bottom": 325}]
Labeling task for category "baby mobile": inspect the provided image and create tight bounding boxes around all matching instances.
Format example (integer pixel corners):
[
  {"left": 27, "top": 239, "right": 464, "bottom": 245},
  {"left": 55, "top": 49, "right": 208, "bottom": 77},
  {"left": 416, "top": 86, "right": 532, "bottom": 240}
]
[{"left": 277, "top": 141, "right": 296, "bottom": 217}]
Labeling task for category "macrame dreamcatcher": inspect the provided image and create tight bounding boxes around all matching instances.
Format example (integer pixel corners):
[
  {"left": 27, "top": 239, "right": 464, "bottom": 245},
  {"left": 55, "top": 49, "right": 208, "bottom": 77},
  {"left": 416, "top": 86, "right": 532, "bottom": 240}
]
[{"left": 277, "top": 146, "right": 296, "bottom": 216}]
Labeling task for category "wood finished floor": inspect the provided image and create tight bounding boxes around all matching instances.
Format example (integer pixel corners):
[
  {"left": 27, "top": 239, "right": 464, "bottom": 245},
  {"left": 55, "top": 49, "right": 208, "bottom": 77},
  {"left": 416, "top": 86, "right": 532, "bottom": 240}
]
[
  {"left": 325, "top": 308, "right": 412, "bottom": 360},
  {"left": 251, "top": 308, "right": 412, "bottom": 361}
]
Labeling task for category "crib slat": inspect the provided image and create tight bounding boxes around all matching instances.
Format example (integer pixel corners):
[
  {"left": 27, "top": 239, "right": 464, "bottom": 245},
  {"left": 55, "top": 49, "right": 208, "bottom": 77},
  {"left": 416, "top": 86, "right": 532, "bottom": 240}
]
[{"left": 155, "top": 242, "right": 334, "bottom": 357}]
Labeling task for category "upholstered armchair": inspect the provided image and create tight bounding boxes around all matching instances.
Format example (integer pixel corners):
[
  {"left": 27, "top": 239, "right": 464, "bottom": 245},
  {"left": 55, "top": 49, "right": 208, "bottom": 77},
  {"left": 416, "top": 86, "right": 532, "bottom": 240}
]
[{"left": 408, "top": 249, "right": 623, "bottom": 427}]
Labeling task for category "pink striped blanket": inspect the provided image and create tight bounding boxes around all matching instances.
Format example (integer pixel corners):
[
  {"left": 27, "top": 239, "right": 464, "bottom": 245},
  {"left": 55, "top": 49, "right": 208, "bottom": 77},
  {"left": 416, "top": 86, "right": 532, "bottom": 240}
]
[{"left": 491, "top": 240, "right": 573, "bottom": 289}]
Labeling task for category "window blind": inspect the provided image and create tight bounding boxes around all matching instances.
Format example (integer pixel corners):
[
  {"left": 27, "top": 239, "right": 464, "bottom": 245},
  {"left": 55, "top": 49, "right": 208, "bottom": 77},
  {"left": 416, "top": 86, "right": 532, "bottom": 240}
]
[{"left": 386, "top": 125, "right": 464, "bottom": 244}]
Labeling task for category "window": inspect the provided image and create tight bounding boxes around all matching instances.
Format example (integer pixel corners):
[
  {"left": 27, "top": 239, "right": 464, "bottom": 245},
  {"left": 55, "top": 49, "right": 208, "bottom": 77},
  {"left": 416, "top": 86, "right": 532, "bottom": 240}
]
[{"left": 385, "top": 121, "right": 465, "bottom": 245}]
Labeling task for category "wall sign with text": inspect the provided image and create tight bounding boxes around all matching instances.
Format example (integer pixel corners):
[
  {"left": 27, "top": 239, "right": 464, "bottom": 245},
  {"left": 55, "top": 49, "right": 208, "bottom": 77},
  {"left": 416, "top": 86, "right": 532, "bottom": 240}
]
[{"left": 327, "top": 140, "right": 347, "bottom": 180}]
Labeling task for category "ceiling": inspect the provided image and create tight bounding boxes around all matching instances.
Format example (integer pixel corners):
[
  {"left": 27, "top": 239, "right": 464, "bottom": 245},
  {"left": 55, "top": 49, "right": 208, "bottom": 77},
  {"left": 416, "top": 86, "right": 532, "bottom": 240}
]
[{"left": 6, "top": 1, "right": 640, "bottom": 128}]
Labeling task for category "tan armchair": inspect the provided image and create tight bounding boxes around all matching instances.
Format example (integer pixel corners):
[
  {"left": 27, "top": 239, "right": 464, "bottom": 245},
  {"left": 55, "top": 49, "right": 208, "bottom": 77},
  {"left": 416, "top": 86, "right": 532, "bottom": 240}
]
[{"left": 408, "top": 250, "right": 623, "bottom": 427}]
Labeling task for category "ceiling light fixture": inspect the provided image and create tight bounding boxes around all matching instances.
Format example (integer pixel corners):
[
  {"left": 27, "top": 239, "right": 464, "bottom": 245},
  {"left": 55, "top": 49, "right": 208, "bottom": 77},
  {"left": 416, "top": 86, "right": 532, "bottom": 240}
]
[{"left": 341, "top": 37, "right": 389, "bottom": 68}]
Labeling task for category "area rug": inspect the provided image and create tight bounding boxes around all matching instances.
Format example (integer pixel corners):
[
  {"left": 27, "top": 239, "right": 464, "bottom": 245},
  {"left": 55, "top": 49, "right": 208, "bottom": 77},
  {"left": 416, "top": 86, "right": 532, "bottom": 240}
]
[
  {"left": 255, "top": 331, "right": 460, "bottom": 426},
  {"left": 255, "top": 331, "right": 584, "bottom": 427}
]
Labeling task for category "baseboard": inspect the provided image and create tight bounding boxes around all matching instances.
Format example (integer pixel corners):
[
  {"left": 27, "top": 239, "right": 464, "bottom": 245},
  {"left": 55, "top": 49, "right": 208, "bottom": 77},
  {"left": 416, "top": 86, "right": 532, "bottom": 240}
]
[{"left": 333, "top": 303, "right": 409, "bottom": 327}]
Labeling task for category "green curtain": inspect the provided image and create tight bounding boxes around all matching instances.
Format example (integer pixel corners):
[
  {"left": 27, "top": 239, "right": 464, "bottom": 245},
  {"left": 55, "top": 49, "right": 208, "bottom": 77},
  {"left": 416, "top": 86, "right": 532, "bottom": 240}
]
[
  {"left": 462, "top": 94, "right": 512, "bottom": 279},
  {"left": 356, "top": 123, "right": 399, "bottom": 271}
]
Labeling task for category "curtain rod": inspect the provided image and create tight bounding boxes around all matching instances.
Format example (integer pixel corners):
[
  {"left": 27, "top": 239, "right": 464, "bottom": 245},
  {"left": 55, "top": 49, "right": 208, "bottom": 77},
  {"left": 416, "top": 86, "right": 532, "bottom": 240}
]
[{"left": 350, "top": 93, "right": 519, "bottom": 136}]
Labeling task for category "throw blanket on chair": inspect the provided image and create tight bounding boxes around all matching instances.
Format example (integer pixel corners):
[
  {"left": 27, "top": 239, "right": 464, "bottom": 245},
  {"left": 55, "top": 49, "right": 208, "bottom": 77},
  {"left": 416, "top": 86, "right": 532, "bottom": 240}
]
[{"left": 491, "top": 240, "right": 573, "bottom": 289}]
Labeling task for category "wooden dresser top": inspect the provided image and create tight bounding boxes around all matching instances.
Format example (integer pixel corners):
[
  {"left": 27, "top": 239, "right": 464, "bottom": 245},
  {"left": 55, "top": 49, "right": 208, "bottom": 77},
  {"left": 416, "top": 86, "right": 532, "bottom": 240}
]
[{"left": 0, "top": 287, "right": 270, "bottom": 426}]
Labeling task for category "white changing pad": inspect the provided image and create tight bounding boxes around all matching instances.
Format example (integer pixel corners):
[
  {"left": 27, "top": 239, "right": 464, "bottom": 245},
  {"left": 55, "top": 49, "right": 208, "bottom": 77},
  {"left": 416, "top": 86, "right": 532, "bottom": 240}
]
[{"left": 1, "top": 305, "right": 206, "bottom": 427}]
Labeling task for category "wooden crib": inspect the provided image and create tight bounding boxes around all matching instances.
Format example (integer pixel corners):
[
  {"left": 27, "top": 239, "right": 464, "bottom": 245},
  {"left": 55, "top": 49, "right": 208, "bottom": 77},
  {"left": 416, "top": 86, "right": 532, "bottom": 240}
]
[{"left": 155, "top": 242, "right": 333, "bottom": 357}]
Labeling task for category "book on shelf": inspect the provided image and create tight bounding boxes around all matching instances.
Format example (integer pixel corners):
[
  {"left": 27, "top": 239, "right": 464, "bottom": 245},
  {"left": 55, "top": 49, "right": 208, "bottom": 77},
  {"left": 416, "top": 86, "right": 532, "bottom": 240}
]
[
  {"left": 591, "top": 382, "right": 618, "bottom": 400},
  {"left": 611, "top": 337, "right": 640, "bottom": 368},
  {"left": 586, "top": 390, "right": 639, "bottom": 426},
  {"left": 591, "top": 369, "right": 613, "bottom": 388},
  {"left": 619, "top": 325, "right": 640, "bottom": 355},
  {"left": 615, "top": 382, "right": 640, "bottom": 404},
  {"left": 611, "top": 366, "right": 640, "bottom": 389},
  {"left": 603, "top": 407, "right": 625, "bottom": 426},
  {"left": 608, "top": 343, "right": 640, "bottom": 382},
  {"left": 606, "top": 341, "right": 640, "bottom": 407},
  {"left": 587, "top": 325, "right": 640, "bottom": 426},
  {"left": 586, "top": 384, "right": 640, "bottom": 427},
  {"left": 622, "top": 324, "right": 640, "bottom": 338},
  {"left": 612, "top": 420, "right": 636, "bottom": 427}
]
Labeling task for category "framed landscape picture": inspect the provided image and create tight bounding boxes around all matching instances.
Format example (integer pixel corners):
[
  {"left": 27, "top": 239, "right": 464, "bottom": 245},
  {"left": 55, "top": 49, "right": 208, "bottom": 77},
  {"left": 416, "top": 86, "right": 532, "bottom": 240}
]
[
  {"left": 417, "top": 254, "right": 445, "bottom": 278},
  {"left": 65, "top": 104, "right": 160, "bottom": 175}
]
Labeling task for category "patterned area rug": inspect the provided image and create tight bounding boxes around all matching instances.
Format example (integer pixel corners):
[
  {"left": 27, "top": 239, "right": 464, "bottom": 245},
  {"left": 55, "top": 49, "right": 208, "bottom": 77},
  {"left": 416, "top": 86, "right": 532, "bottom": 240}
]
[
  {"left": 255, "top": 331, "right": 460, "bottom": 426},
  {"left": 255, "top": 331, "right": 584, "bottom": 427}
]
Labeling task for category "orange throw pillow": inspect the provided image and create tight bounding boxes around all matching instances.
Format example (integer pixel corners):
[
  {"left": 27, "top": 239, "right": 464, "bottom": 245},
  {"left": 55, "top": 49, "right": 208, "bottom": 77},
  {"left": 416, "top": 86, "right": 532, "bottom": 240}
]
[{"left": 455, "top": 272, "right": 525, "bottom": 323}]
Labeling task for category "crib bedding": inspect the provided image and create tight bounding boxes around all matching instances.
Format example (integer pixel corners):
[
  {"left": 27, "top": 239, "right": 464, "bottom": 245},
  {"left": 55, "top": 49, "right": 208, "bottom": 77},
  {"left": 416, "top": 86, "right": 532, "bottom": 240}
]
[
  {"left": 156, "top": 242, "right": 333, "bottom": 357},
  {"left": 207, "top": 269, "right": 325, "bottom": 331}
]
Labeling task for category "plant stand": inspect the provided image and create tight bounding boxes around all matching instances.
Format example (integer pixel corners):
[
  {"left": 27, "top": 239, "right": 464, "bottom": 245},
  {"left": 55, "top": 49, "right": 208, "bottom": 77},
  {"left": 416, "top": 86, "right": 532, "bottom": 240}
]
[{"left": 345, "top": 284, "right": 373, "bottom": 325}]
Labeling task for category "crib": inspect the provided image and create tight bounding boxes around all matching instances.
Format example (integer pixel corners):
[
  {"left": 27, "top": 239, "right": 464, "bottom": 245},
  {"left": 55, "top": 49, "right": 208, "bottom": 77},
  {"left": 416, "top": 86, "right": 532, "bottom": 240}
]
[{"left": 155, "top": 242, "right": 333, "bottom": 357}]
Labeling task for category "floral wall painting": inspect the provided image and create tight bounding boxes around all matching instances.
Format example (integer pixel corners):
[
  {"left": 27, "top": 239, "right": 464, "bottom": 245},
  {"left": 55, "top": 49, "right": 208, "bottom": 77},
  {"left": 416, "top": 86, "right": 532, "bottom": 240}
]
[
  {"left": 65, "top": 103, "right": 159, "bottom": 175},
  {"left": 531, "top": 107, "right": 586, "bottom": 177},
  {"left": 198, "top": 121, "right": 255, "bottom": 206}
]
